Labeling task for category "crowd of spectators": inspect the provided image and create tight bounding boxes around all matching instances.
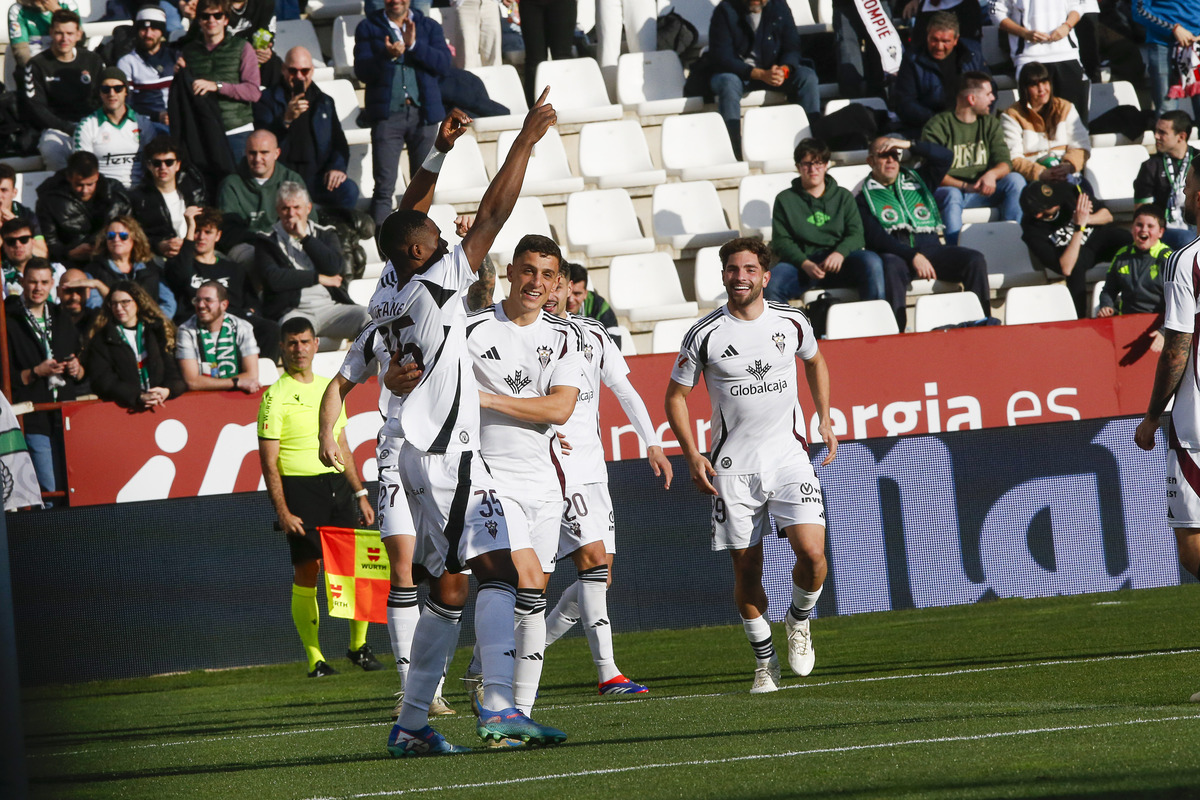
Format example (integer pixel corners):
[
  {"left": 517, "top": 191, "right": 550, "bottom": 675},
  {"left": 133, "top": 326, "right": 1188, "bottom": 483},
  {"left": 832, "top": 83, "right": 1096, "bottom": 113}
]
[{"left": 3, "top": 0, "right": 1199, "bottom": 503}]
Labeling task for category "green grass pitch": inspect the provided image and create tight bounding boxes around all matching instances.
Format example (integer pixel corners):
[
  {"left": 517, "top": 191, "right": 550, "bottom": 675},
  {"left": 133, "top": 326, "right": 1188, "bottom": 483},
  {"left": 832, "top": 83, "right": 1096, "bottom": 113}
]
[{"left": 22, "top": 585, "right": 1200, "bottom": 800}]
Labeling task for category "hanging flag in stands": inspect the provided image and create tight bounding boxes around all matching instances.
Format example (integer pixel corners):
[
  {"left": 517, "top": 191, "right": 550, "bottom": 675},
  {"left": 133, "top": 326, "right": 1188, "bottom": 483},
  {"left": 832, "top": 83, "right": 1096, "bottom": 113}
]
[{"left": 319, "top": 527, "right": 390, "bottom": 623}]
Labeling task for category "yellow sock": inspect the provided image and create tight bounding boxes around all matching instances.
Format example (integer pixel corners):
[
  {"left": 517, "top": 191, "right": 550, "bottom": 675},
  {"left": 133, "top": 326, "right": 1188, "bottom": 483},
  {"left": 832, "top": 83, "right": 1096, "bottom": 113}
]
[
  {"left": 348, "top": 619, "right": 369, "bottom": 652},
  {"left": 291, "top": 584, "right": 324, "bottom": 672}
]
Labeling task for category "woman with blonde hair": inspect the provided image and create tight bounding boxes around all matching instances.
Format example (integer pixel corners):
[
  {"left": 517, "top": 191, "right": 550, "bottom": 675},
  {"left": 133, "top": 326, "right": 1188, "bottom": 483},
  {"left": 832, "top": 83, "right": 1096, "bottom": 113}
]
[
  {"left": 84, "top": 280, "right": 187, "bottom": 410},
  {"left": 1001, "top": 61, "right": 1091, "bottom": 184},
  {"left": 86, "top": 215, "right": 179, "bottom": 318}
]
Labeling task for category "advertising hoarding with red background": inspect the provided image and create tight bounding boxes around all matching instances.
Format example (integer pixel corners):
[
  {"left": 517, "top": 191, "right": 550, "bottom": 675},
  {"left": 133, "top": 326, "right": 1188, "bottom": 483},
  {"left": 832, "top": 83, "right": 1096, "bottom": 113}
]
[{"left": 62, "top": 314, "right": 1163, "bottom": 506}]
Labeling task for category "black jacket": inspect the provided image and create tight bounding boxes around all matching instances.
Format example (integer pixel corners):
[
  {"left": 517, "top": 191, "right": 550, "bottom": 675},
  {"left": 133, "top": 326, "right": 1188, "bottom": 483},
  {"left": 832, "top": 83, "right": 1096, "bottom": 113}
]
[
  {"left": 5, "top": 297, "right": 84, "bottom": 435},
  {"left": 708, "top": 0, "right": 803, "bottom": 78},
  {"left": 253, "top": 81, "right": 350, "bottom": 192},
  {"left": 84, "top": 318, "right": 187, "bottom": 409},
  {"left": 164, "top": 240, "right": 262, "bottom": 320},
  {"left": 130, "top": 171, "right": 208, "bottom": 253},
  {"left": 253, "top": 224, "right": 352, "bottom": 320},
  {"left": 35, "top": 171, "right": 133, "bottom": 266},
  {"left": 168, "top": 66, "right": 237, "bottom": 197}
]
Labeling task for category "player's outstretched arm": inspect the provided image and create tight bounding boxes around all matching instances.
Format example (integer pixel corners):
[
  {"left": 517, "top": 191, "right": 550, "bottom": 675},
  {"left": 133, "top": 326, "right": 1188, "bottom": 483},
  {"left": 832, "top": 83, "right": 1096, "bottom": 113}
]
[
  {"left": 399, "top": 108, "right": 473, "bottom": 214},
  {"left": 665, "top": 379, "right": 716, "bottom": 495},
  {"left": 803, "top": 351, "right": 837, "bottom": 466},
  {"left": 1136, "top": 329, "right": 1192, "bottom": 451},
  {"left": 338, "top": 429, "right": 375, "bottom": 526},
  {"left": 461, "top": 88, "right": 556, "bottom": 270},
  {"left": 319, "top": 374, "right": 356, "bottom": 470},
  {"left": 480, "top": 384, "right": 578, "bottom": 425}
]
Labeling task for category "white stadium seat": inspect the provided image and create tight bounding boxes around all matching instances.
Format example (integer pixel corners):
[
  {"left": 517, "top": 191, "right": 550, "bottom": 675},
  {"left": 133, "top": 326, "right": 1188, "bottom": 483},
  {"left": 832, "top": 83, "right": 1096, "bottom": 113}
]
[
  {"left": 427, "top": 203, "right": 465, "bottom": 249},
  {"left": 566, "top": 189, "right": 655, "bottom": 259},
  {"left": 741, "top": 105, "right": 811, "bottom": 173},
  {"left": 1090, "top": 280, "right": 1106, "bottom": 318},
  {"left": 276, "top": 19, "right": 334, "bottom": 81},
  {"left": 1089, "top": 81, "right": 1148, "bottom": 146},
  {"left": 431, "top": 135, "right": 490, "bottom": 204},
  {"left": 913, "top": 292, "right": 988, "bottom": 332},
  {"left": 827, "top": 163, "right": 871, "bottom": 193},
  {"left": 660, "top": 112, "right": 750, "bottom": 182},
  {"left": 257, "top": 357, "right": 281, "bottom": 386},
  {"left": 312, "top": 351, "right": 347, "bottom": 378},
  {"left": 534, "top": 58, "right": 623, "bottom": 124},
  {"left": 823, "top": 97, "right": 887, "bottom": 115},
  {"left": 487, "top": 197, "right": 553, "bottom": 268},
  {"left": 616, "top": 50, "right": 703, "bottom": 117},
  {"left": 305, "top": 0, "right": 363, "bottom": 20},
  {"left": 577, "top": 120, "right": 667, "bottom": 190},
  {"left": 1083, "top": 145, "right": 1150, "bottom": 215},
  {"left": 671, "top": 0, "right": 719, "bottom": 47},
  {"left": 495, "top": 127, "right": 585, "bottom": 196},
  {"left": 608, "top": 252, "right": 699, "bottom": 324},
  {"left": 331, "top": 14, "right": 365, "bottom": 72},
  {"left": 17, "top": 171, "right": 55, "bottom": 205},
  {"left": 347, "top": 278, "right": 375, "bottom": 306},
  {"left": 652, "top": 181, "right": 739, "bottom": 251},
  {"left": 824, "top": 300, "right": 900, "bottom": 340},
  {"left": 650, "top": 317, "right": 703, "bottom": 354},
  {"left": 738, "top": 172, "right": 794, "bottom": 240},
  {"left": 693, "top": 246, "right": 727, "bottom": 307},
  {"left": 1003, "top": 284, "right": 1078, "bottom": 325},
  {"left": 612, "top": 324, "right": 637, "bottom": 356},
  {"left": 786, "top": 0, "right": 832, "bottom": 33},
  {"left": 957, "top": 221, "right": 1045, "bottom": 291},
  {"left": 467, "top": 65, "right": 529, "bottom": 133},
  {"left": 322, "top": 79, "right": 371, "bottom": 146},
  {"left": 344, "top": 142, "right": 376, "bottom": 208}
]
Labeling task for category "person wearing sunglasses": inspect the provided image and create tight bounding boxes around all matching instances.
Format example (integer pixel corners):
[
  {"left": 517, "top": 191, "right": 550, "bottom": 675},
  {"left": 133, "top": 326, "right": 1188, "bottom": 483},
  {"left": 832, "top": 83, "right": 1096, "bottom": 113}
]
[
  {"left": 131, "top": 137, "right": 208, "bottom": 260},
  {"left": 1, "top": 218, "right": 65, "bottom": 300},
  {"left": 86, "top": 216, "right": 179, "bottom": 319},
  {"left": 0, "top": 164, "right": 49, "bottom": 260},
  {"left": 857, "top": 136, "right": 991, "bottom": 330},
  {"left": 253, "top": 46, "right": 360, "bottom": 212},
  {"left": 20, "top": 8, "right": 103, "bottom": 172},
  {"left": 34, "top": 150, "right": 133, "bottom": 269},
  {"left": 73, "top": 67, "right": 156, "bottom": 190}
]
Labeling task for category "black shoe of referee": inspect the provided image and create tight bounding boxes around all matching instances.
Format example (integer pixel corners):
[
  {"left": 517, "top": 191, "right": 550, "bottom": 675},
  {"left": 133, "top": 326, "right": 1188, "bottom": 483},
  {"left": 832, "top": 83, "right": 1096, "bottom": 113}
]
[
  {"left": 308, "top": 660, "right": 339, "bottom": 678},
  {"left": 348, "top": 643, "right": 385, "bottom": 671}
]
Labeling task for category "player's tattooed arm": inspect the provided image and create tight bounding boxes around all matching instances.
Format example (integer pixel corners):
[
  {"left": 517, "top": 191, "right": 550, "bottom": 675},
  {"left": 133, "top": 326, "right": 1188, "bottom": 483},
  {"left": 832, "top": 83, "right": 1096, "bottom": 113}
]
[
  {"left": 1135, "top": 329, "right": 1192, "bottom": 451},
  {"left": 466, "top": 256, "right": 496, "bottom": 312}
]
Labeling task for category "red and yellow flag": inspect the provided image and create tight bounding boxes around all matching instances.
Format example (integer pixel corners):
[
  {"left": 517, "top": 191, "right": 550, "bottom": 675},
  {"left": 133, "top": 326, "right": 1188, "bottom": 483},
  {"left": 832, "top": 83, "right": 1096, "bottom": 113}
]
[{"left": 319, "top": 527, "right": 390, "bottom": 623}]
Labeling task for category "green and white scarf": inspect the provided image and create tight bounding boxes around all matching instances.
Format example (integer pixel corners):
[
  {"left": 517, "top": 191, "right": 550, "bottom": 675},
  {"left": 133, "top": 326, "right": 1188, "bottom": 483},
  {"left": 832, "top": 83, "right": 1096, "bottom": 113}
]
[
  {"left": 21, "top": 302, "right": 56, "bottom": 400},
  {"left": 119, "top": 322, "right": 151, "bottom": 391},
  {"left": 196, "top": 316, "right": 240, "bottom": 378},
  {"left": 862, "top": 168, "right": 945, "bottom": 245}
]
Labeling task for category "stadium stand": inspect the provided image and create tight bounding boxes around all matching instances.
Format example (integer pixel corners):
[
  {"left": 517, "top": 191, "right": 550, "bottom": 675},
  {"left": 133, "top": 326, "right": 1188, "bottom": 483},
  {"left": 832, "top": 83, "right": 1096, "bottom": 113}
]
[
  {"left": 652, "top": 181, "right": 739, "bottom": 250},
  {"left": 616, "top": 51, "right": 703, "bottom": 118},
  {"left": 534, "top": 57, "right": 623, "bottom": 124},
  {"left": 740, "top": 105, "right": 812, "bottom": 173},
  {"left": 495, "top": 128, "right": 585, "bottom": 196},
  {"left": 566, "top": 189, "right": 655, "bottom": 259},
  {"left": 607, "top": 251, "right": 699, "bottom": 326},
  {"left": 1004, "top": 284, "right": 1079, "bottom": 325},
  {"left": 825, "top": 300, "right": 901, "bottom": 339},
  {"left": 577, "top": 120, "right": 667, "bottom": 190},
  {"left": 660, "top": 112, "right": 750, "bottom": 181},
  {"left": 913, "top": 292, "right": 988, "bottom": 332}
]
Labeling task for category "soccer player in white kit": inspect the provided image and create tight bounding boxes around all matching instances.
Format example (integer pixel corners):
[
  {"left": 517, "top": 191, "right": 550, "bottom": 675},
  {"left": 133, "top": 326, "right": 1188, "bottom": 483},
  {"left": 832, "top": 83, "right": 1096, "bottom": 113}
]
[
  {"left": 463, "top": 235, "right": 584, "bottom": 716},
  {"left": 665, "top": 237, "right": 838, "bottom": 694},
  {"left": 541, "top": 271, "right": 674, "bottom": 694},
  {"left": 1134, "top": 159, "right": 1200, "bottom": 702},
  {"left": 369, "top": 95, "right": 567, "bottom": 755}
]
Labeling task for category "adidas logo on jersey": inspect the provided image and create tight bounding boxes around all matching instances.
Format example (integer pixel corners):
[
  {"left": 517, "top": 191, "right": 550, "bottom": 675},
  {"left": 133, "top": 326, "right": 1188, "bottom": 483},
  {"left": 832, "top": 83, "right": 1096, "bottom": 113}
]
[
  {"left": 504, "top": 370, "right": 532, "bottom": 394},
  {"left": 481, "top": 346, "right": 501, "bottom": 360},
  {"left": 721, "top": 345, "right": 739, "bottom": 358}
]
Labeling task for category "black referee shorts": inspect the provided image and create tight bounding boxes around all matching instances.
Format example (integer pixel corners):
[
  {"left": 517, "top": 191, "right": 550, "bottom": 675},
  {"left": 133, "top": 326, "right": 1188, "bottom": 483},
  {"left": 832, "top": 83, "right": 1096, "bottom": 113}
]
[{"left": 281, "top": 473, "right": 359, "bottom": 565}]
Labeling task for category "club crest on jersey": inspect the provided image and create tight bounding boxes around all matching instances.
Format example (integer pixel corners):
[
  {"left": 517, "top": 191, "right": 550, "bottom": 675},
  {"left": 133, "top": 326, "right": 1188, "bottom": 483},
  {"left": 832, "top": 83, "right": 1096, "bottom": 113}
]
[
  {"left": 745, "top": 360, "right": 773, "bottom": 381},
  {"left": 583, "top": 343, "right": 594, "bottom": 363},
  {"left": 504, "top": 370, "right": 531, "bottom": 394},
  {"left": 772, "top": 332, "right": 787, "bottom": 354},
  {"left": 485, "top": 520, "right": 498, "bottom": 538},
  {"left": 537, "top": 345, "right": 553, "bottom": 370}
]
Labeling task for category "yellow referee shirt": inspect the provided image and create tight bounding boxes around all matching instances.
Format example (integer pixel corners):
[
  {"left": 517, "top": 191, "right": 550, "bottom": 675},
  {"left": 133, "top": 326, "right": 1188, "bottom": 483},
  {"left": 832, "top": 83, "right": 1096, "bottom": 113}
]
[{"left": 257, "top": 373, "right": 348, "bottom": 476}]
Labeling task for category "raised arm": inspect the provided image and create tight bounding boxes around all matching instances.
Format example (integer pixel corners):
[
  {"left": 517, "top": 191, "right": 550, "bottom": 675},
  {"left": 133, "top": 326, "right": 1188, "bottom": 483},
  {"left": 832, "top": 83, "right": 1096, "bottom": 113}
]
[{"left": 399, "top": 108, "right": 474, "bottom": 214}]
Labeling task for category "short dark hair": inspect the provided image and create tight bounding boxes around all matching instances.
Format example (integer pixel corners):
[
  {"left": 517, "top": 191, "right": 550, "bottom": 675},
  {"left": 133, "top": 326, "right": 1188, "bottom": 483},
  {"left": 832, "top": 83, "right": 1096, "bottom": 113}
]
[
  {"left": 1161, "top": 110, "right": 1194, "bottom": 138},
  {"left": 196, "top": 279, "right": 229, "bottom": 303},
  {"left": 926, "top": 10, "right": 959, "bottom": 35},
  {"left": 0, "top": 218, "right": 33, "bottom": 238},
  {"left": 50, "top": 8, "right": 81, "bottom": 28},
  {"left": 793, "top": 138, "right": 831, "bottom": 165},
  {"left": 0, "top": 164, "right": 15, "bottom": 186},
  {"left": 195, "top": 206, "right": 223, "bottom": 231},
  {"left": 143, "top": 136, "right": 183, "bottom": 165},
  {"left": 377, "top": 209, "right": 431, "bottom": 263},
  {"left": 718, "top": 237, "right": 772, "bottom": 271},
  {"left": 958, "top": 71, "right": 993, "bottom": 99},
  {"left": 195, "top": 0, "right": 230, "bottom": 16},
  {"left": 512, "top": 234, "right": 562, "bottom": 270},
  {"left": 280, "top": 316, "right": 315, "bottom": 340},
  {"left": 22, "top": 258, "right": 53, "bottom": 278},
  {"left": 1133, "top": 203, "right": 1167, "bottom": 229},
  {"left": 66, "top": 151, "right": 100, "bottom": 179},
  {"left": 567, "top": 262, "right": 588, "bottom": 285}
]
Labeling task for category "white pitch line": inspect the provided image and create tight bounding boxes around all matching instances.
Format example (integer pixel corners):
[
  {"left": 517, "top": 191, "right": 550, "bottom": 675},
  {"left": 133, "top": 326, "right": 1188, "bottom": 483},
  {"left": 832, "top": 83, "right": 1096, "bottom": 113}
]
[
  {"left": 29, "top": 647, "right": 1200, "bottom": 759},
  {"left": 303, "top": 713, "right": 1200, "bottom": 800}
]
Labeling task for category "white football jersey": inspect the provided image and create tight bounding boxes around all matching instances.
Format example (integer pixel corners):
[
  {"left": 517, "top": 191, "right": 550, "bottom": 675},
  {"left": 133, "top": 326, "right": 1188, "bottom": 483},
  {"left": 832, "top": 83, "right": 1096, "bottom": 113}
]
[
  {"left": 557, "top": 315, "right": 656, "bottom": 486},
  {"left": 367, "top": 245, "right": 479, "bottom": 454},
  {"left": 465, "top": 303, "right": 585, "bottom": 501},
  {"left": 339, "top": 322, "right": 403, "bottom": 439},
  {"left": 1163, "top": 233, "right": 1200, "bottom": 448},
  {"left": 670, "top": 302, "right": 819, "bottom": 476}
]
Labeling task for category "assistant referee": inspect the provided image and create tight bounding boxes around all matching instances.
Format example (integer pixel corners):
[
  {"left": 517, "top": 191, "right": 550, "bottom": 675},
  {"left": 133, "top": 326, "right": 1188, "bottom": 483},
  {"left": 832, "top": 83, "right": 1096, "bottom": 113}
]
[{"left": 258, "top": 316, "right": 382, "bottom": 677}]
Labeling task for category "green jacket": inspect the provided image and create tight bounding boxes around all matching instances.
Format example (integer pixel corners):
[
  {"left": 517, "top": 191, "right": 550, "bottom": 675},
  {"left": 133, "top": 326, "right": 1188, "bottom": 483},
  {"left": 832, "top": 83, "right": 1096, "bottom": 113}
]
[
  {"left": 771, "top": 175, "right": 865, "bottom": 268},
  {"left": 217, "top": 161, "right": 312, "bottom": 238},
  {"left": 921, "top": 111, "right": 1011, "bottom": 183},
  {"left": 1098, "top": 241, "right": 1170, "bottom": 315}
]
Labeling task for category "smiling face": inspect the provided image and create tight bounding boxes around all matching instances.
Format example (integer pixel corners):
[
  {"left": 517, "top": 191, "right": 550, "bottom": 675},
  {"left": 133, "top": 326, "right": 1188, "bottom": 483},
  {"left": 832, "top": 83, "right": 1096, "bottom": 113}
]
[
  {"left": 105, "top": 221, "right": 133, "bottom": 260},
  {"left": 58, "top": 269, "right": 89, "bottom": 314},
  {"left": 722, "top": 249, "right": 769, "bottom": 310},
  {"left": 1131, "top": 213, "right": 1164, "bottom": 251},
  {"left": 193, "top": 284, "right": 227, "bottom": 326},
  {"left": 1025, "top": 79, "right": 1053, "bottom": 112},
  {"left": 109, "top": 290, "right": 138, "bottom": 327},
  {"left": 543, "top": 269, "right": 570, "bottom": 317},
  {"left": 506, "top": 251, "right": 561, "bottom": 314},
  {"left": 196, "top": 0, "right": 227, "bottom": 38}
]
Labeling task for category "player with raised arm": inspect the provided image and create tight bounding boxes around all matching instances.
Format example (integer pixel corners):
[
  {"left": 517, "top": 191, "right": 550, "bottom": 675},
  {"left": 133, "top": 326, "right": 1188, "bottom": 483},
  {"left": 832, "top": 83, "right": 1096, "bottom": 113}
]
[
  {"left": 1134, "top": 159, "right": 1200, "bottom": 702},
  {"left": 541, "top": 271, "right": 673, "bottom": 695},
  {"left": 459, "top": 235, "right": 584, "bottom": 718},
  {"left": 368, "top": 91, "right": 566, "bottom": 755},
  {"left": 664, "top": 237, "right": 837, "bottom": 694}
]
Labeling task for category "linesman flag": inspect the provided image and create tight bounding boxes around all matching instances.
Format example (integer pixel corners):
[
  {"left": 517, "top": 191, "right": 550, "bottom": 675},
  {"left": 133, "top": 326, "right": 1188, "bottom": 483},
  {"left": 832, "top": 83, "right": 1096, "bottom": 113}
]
[{"left": 319, "top": 527, "right": 390, "bottom": 623}]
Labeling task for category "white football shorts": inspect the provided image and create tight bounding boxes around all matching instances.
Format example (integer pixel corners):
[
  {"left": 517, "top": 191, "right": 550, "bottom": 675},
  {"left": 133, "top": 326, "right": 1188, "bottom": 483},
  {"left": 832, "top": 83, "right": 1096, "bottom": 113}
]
[
  {"left": 376, "top": 435, "right": 415, "bottom": 539},
  {"left": 557, "top": 482, "right": 615, "bottom": 559},
  {"left": 711, "top": 464, "right": 825, "bottom": 552},
  {"left": 1167, "top": 445, "right": 1200, "bottom": 528},
  {"left": 500, "top": 492, "right": 562, "bottom": 573}
]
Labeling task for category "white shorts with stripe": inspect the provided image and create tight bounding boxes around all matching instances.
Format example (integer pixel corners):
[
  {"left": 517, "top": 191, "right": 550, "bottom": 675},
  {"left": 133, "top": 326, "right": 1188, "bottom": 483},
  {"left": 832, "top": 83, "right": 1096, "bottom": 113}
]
[
  {"left": 376, "top": 435, "right": 415, "bottom": 539},
  {"left": 500, "top": 492, "right": 562, "bottom": 573},
  {"left": 1166, "top": 445, "right": 1200, "bottom": 528},
  {"left": 711, "top": 464, "right": 825, "bottom": 552},
  {"left": 399, "top": 441, "right": 510, "bottom": 577},
  {"left": 557, "top": 482, "right": 615, "bottom": 559}
]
